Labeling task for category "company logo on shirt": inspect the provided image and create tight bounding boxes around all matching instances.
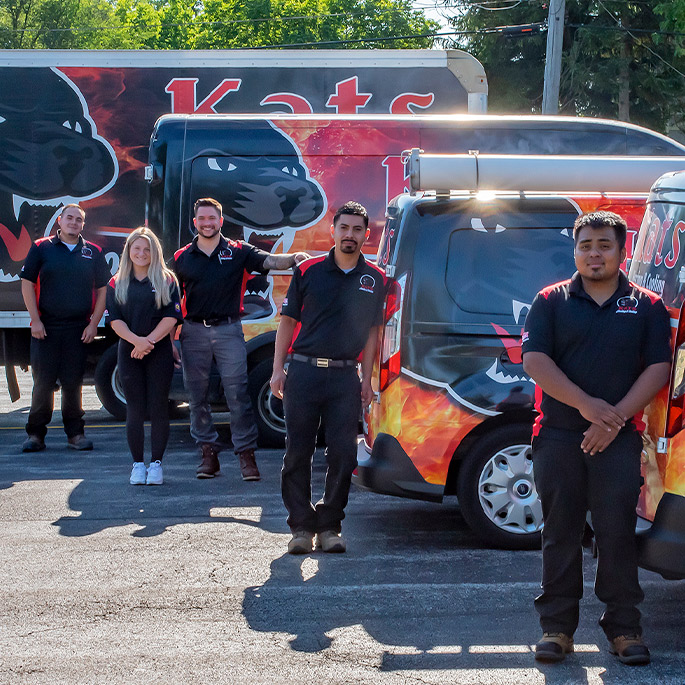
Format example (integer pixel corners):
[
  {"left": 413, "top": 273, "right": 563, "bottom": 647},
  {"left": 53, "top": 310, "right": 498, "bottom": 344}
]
[
  {"left": 81, "top": 246, "right": 93, "bottom": 260},
  {"left": 175, "top": 303, "right": 181, "bottom": 312},
  {"left": 521, "top": 331, "right": 529, "bottom": 343},
  {"left": 283, "top": 297, "right": 289, "bottom": 307},
  {"left": 359, "top": 274, "right": 375, "bottom": 293},
  {"left": 616, "top": 296, "right": 639, "bottom": 315},
  {"left": 218, "top": 247, "right": 233, "bottom": 262}
]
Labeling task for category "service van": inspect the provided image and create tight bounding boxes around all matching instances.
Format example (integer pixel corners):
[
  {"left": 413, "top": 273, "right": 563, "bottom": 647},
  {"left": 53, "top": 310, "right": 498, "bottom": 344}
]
[
  {"left": 126, "top": 114, "right": 685, "bottom": 448},
  {"left": 354, "top": 150, "right": 685, "bottom": 554},
  {"left": 627, "top": 170, "right": 685, "bottom": 579}
]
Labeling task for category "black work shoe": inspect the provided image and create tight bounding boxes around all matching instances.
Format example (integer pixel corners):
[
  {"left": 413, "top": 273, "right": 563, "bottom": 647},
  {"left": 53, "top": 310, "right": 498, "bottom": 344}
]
[
  {"left": 238, "top": 448, "right": 260, "bottom": 481},
  {"left": 67, "top": 434, "right": 93, "bottom": 451},
  {"left": 316, "top": 530, "right": 347, "bottom": 553},
  {"left": 609, "top": 635, "right": 650, "bottom": 665},
  {"left": 196, "top": 443, "right": 220, "bottom": 478},
  {"left": 535, "top": 633, "right": 574, "bottom": 663},
  {"left": 288, "top": 531, "right": 314, "bottom": 554},
  {"left": 22, "top": 435, "right": 46, "bottom": 453}
]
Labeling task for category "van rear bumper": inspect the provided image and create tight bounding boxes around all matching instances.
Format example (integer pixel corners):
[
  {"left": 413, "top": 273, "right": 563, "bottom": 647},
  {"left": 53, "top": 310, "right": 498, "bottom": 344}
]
[
  {"left": 637, "top": 492, "right": 685, "bottom": 580},
  {"left": 353, "top": 433, "right": 444, "bottom": 503}
]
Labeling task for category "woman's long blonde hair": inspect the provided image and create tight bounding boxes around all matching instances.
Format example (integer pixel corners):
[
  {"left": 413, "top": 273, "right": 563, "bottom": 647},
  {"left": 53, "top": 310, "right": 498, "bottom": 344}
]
[{"left": 114, "top": 227, "right": 178, "bottom": 308}]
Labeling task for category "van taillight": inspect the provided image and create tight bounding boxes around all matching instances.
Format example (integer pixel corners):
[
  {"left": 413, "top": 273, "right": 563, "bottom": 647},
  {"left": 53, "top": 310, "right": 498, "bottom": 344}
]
[
  {"left": 379, "top": 274, "right": 406, "bottom": 391},
  {"left": 667, "top": 309, "right": 685, "bottom": 436}
]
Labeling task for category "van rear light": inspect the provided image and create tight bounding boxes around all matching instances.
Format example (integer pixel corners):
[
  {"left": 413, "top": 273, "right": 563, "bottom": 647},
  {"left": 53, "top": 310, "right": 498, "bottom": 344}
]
[
  {"left": 667, "top": 310, "right": 685, "bottom": 436},
  {"left": 379, "top": 273, "right": 406, "bottom": 391}
]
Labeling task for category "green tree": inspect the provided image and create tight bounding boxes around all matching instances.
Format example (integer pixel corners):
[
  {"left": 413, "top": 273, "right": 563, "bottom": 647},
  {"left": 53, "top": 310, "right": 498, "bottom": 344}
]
[
  {"left": 0, "top": 0, "right": 438, "bottom": 50},
  {"left": 445, "top": 0, "right": 685, "bottom": 133}
]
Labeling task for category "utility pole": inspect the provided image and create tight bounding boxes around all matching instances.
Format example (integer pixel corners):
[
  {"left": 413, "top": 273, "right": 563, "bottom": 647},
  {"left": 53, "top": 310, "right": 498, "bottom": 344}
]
[{"left": 542, "top": 0, "right": 565, "bottom": 114}]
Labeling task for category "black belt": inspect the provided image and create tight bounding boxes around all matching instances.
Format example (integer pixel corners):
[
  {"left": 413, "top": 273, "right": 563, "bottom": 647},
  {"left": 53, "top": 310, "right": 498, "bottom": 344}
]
[
  {"left": 186, "top": 316, "right": 238, "bottom": 327},
  {"left": 288, "top": 353, "right": 358, "bottom": 368}
]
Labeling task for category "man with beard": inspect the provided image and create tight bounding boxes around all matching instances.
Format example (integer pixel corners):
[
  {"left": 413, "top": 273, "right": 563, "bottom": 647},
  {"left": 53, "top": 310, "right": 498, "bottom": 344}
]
[
  {"left": 271, "top": 201, "right": 385, "bottom": 554},
  {"left": 173, "top": 198, "right": 308, "bottom": 481},
  {"left": 20, "top": 204, "right": 109, "bottom": 452},
  {"left": 522, "top": 211, "right": 671, "bottom": 666}
]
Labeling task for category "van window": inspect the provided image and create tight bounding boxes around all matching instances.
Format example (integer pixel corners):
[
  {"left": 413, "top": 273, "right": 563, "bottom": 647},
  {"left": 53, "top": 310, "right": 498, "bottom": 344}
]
[
  {"left": 443, "top": 205, "right": 577, "bottom": 317},
  {"left": 630, "top": 200, "right": 685, "bottom": 308},
  {"left": 377, "top": 214, "right": 402, "bottom": 268}
]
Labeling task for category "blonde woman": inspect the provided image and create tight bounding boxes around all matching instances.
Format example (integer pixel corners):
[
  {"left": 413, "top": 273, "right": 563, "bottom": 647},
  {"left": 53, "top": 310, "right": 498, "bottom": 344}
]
[{"left": 106, "top": 227, "right": 183, "bottom": 485}]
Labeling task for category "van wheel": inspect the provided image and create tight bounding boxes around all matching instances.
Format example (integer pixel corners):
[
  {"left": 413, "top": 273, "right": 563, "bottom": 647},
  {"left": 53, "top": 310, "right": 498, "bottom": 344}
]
[
  {"left": 248, "top": 358, "right": 285, "bottom": 448},
  {"left": 94, "top": 345, "right": 127, "bottom": 420},
  {"left": 457, "top": 425, "right": 542, "bottom": 550}
]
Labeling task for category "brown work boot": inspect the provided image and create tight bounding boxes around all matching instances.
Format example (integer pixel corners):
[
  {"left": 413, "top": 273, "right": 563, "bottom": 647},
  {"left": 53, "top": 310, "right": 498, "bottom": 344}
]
[
  {"left": 534, "top": 633, "right": 574, "bottom": 663},
  {"left": 196, "top": 443, "right": 220, "bottom": 479},
  {"left": 238, "top": 448, "right": 260, "bottom": 481},
  {"left": 608, "top": 635, "right": 650, "bottom": 665},
  {"left": 67, "top": 434, "right": 93, "bottom": 451}
]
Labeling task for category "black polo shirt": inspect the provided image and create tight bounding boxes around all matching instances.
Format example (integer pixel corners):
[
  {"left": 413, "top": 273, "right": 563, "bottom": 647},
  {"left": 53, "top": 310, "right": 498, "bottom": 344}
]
[
  {"left": 281, "top": 248, "right": 386, "bottom": 360},
  {"left": 172, "top": 235, "right": 269, "bottom": 320},
  {"left": 106, "top": 276, "right": 183, "bottom": 339},
  {"left": 20, "top": 232, "right": 110, "bottom": 329},
  {"left": 522, "top": 271, "right": 671, "bottom": 437}
]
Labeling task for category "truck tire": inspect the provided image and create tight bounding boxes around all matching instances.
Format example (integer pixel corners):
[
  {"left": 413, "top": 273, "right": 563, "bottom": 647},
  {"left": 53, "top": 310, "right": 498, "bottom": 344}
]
[
  {"left": 94, "top": 344, "right": 127, "bottom": 420},
  {"left": 248, "top": 358, "right": 285, "bottom": 448},
  {"left": 456, "top": 424, "right": 542, "bottom": 550}
]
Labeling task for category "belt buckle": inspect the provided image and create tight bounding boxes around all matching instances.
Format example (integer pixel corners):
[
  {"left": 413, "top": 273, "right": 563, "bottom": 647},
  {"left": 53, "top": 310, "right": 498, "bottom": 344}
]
[{"left": 316, "top": 358, "right": 329, "bottom": 368}]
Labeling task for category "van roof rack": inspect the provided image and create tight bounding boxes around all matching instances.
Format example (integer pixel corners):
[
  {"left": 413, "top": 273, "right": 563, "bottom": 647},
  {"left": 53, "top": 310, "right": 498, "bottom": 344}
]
[{"left": 403, "top": 148, "right": 685, "bottom": 195}]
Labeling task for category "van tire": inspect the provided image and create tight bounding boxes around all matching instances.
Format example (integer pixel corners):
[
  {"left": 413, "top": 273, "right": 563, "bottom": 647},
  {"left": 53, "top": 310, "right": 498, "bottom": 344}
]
[
  {"left": 94, "top": 345, "right": 127, "bottom": 420},
  {"left": 248, "top": 358, "right": 285, "bottom": 448},
  {"left": 457, "top": 425, "right": 542, "bottom": 550}
]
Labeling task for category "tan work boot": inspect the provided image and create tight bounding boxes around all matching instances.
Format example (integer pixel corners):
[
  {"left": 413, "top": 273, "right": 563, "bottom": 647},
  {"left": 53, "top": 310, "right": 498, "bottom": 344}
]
[
  {"left": 288, "top": 531, "right": 314, "bottom": 554},
  {"left": 196, "top": 443, "right": 220, "bottom": 478},
  {"left": 609, "top": 635, "right": 650, "bottom": 665},
  {"left": 316, "top": 530, "right": 346, "bottom": 553},
  {"left": 238, "top": 448, "right": 260, "bottom": 481},
  {"left": 534, "top": 633, "right": 574, "bottom": 663}
]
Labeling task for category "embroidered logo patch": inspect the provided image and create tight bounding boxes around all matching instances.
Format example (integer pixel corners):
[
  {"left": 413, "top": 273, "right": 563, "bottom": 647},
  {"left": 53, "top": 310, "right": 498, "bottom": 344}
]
[
  {"left": 521, "top": 331, "right": 529, "bottom": 343},
  {"left": 81, "top": 246, "right": 93, "bottom": 259},
  {"left": 218, "top": 247, "right": 233, "bottom": 262},
  {"left": 616, "top": 296, "right": 638, "bottom": 315},
  {"left": 359, "top": 274, "right": 375, "bottom": 293}
]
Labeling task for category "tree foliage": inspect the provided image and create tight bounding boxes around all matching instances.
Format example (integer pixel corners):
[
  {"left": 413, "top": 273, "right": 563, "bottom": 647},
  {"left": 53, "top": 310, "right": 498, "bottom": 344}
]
[
  {"left": 444, "top": 0, "right": 685, "bottom": 133},
  {"left": 0, "top": 0, "right": 438, "bottom": 50}
]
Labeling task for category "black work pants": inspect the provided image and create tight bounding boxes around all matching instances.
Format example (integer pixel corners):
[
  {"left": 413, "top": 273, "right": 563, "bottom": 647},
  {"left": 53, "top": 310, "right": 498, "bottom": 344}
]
[
  {"left": 281, "top": 361, "right": 361, "bottom": 533},
  {"left": 118, "top": 339, "right": 174, "bottom": 463},
  {"left": 26, "top": 326, "right": 87, "bottom": 440},
  {"left": 532, "top": 430, "right": 644, "bottom": 640}
]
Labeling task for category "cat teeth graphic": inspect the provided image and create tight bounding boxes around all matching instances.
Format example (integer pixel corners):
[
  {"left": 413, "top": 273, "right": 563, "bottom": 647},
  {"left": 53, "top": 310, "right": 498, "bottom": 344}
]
[
  {"left": 512, "top": 299, "right": 531, "bottom": 324},
  {"left": 485, "top": 359, "right": 528, "bottom": 384},
  {"left": 471, "top": 218, "right": 507, "bottom": 233},
  {"left": 0, "top": 267, "right": 19, "bottom": 282},
  {"left": 13, "top": 194, "right": 70, "bottom": 222}
]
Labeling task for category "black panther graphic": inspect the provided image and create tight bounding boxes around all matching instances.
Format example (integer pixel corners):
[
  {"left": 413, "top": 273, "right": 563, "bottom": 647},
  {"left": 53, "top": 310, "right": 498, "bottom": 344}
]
[
  {"left": 189, "top": 120, "right": 326, "bottom": 319},
  {"left": 0, "top": 67, "right": 117, "bottom": 281}
]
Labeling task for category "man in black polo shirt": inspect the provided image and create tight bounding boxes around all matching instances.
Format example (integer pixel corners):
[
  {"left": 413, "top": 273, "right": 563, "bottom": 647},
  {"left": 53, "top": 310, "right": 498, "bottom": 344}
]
[
  {"left": 173, "top": 198, "right": 308, "bottom": 481},
  {"left": 271, "top": 201, "right": 385, "bottom": 554},
  {"left": 20, "top": 204, "right": 110, "bottom": 452},
  {"left": 522, "top": 211, "right": 671, "bottom": 666}
]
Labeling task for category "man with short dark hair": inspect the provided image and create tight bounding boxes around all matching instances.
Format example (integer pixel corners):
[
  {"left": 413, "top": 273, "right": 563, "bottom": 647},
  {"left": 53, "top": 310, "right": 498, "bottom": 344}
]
[
  {"left": 271, "top": 201, "right": 385, "bottom": 554},
  {"left": 20, "top": 204, "right": 109, "bottom": 452},
  {"left": 522, "top": 210, "right": 671, "bottom": 665},
  {"left": 173, "top": 197, "right": 308, "bottom": 481}
]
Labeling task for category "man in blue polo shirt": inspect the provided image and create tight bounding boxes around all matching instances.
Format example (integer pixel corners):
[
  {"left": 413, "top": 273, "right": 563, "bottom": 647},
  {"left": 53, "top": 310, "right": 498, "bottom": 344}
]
[
  {"left": 522, "top": 211, "right": 671, "bottom": 666},
  {"left": 20, "top": 204, "right": 110, "bottom": 452},
  {"left": 271, "top": 201, "right": 385, "bottom": 554}
]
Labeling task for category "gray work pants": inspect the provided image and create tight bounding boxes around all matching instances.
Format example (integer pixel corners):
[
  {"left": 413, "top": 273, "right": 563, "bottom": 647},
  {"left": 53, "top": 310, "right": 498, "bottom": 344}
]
[{"left": 180, "top": 320, "right": 258, "bottom": 454}]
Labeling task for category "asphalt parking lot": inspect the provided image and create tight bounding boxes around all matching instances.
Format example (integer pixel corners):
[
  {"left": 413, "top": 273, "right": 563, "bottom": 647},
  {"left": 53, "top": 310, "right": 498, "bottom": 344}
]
[{"left": 0, "top": 368, "right": 684, "bottom": 684}]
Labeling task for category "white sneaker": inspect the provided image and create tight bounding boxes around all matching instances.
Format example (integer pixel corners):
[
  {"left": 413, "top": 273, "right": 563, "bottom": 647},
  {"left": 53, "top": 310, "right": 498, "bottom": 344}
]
[
  {"left": 146, "top": 460, "right": 163, "bottom": 485},
  {"left": 130, "top": 462, "right": 146, "bottom": 485}
]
